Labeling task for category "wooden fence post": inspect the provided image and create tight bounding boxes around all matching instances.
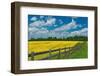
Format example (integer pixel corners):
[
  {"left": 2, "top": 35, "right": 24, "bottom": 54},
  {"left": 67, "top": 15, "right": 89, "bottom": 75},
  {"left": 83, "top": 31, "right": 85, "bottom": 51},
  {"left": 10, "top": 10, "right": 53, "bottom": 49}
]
[
  {"left": 49, "top": 49, "right": 52, "bottom": 59},
  {"left": 64, "top": 47, "right": 70, "bottom": 58},
  {"left": 31, "top": 52, "right": 35, "bottom": 60},
  {"left": 68, "top": 47, "right": 71, "bottom": 57},
  {"left": 64, "top": 48, "right": 67, "bottom": 57},
  {"left": 58, "top": 49, "right": 61, "bottom": 59}
]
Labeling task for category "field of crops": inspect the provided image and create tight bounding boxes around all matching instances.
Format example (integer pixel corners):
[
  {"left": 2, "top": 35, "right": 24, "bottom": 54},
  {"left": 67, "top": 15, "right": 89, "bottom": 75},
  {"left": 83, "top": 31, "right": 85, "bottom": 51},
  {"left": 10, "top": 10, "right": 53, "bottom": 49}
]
[
  {"left": 28, "top": 41, "right": 86, "bottom": 60},
  {"left": 28, "top": 41, "right": 80, "bottom": 54}
]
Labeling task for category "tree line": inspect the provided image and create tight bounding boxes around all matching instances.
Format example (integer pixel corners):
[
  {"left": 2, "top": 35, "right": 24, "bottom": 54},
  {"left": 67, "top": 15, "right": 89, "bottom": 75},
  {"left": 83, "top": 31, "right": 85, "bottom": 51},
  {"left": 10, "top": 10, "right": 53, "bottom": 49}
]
[{"left": 29, "top": 36, "right": 88, "bottom": 41}]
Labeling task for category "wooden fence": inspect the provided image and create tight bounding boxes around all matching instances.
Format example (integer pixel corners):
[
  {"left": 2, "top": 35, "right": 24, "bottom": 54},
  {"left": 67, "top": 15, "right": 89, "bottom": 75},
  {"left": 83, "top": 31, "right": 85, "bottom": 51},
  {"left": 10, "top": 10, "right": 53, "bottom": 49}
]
[{"left": 28, "top": 43, "right": 81, "bottom": 60}]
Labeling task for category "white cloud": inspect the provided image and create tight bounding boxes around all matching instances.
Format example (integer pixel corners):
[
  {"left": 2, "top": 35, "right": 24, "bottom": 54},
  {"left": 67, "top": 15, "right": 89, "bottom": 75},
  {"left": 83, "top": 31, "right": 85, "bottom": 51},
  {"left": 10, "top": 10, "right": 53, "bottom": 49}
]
[
  {"left": 28, "top": 26, "right": 69, "bottom": 39},
  {"left": 45, "top": 18, "right": 56, "bottom": 26},
  {"left": 48, "top": 31, "right": 69, "bottom": 38},
  {"left": 54, "top": 19, "right": 77, "bottom": 32},
  {"left": 29, "top": 17, "right": 56, "bottom": 27},
  {"left": 36, "top": 29, "right": 48, "bottom": 34},
  {"left": 29, "top": 27, "right": 88, "bottom": 39},
  {"left": 31, "top": 16, "right": 37, "bottom": 21},
  {"left": 28, "top": 27, "right": 39, "bottom": 32},
  {"left": 69, "top": 28, "right": 88, "bottom": 37},
  {"left": 29, "top": 20, "right": 45, "bottom": 27},
  {"left": 28, "top": 26, "right": 49, "bottom": 39},
  {"left": 29, "top": 26, "right": 48, "bottom": 33},
  {"left": 81, "top": 28, "right": 87, "bottom": 33}
]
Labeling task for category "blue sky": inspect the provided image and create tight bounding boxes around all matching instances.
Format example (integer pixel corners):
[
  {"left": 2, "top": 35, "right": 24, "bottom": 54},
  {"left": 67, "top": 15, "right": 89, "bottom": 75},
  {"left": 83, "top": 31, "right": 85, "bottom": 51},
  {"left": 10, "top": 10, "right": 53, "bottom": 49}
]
[{"left": 28, "top": 15, "right": 88, "bottom": 39}]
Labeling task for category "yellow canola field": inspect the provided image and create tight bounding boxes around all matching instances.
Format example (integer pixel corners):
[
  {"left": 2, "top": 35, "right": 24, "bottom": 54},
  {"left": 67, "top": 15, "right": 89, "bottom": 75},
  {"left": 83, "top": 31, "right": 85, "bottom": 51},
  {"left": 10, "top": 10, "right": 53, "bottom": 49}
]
[{"left": 28, "top": 41, "right": 80, "bottom": 53}]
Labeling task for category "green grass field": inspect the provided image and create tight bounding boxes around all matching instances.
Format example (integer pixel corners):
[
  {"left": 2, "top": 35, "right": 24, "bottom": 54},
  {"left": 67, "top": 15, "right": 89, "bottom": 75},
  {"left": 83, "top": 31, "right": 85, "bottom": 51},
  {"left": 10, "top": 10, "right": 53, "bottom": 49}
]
[{"left": 50, "top": 41, "right": 88, "bottom": 60}]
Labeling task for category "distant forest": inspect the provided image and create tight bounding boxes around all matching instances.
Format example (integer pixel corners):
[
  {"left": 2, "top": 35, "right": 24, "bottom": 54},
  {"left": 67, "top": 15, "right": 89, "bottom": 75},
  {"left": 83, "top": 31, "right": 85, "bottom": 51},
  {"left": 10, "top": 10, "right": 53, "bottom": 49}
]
[{"left": 28, "top": 36, "right": 88, "bottom": 41}]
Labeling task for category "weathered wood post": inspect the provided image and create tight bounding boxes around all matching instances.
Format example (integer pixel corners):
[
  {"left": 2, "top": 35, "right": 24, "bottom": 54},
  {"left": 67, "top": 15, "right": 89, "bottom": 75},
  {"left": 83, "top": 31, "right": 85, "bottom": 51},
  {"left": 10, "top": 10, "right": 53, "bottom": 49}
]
[
  {"left": 68, "top": 47, "right": 71, "bottom": 57},
  {"left": 58, "top": 48, "right": 61, "bottom": 59},
  {"left": 49, "top": 49, "right": 52, "bottom": 59},
  {"left": 31, "top": 52, "right": 35, "bottom": 60},
  {"left": 64, "top": 47, "right": 67, "bottom": 57}
]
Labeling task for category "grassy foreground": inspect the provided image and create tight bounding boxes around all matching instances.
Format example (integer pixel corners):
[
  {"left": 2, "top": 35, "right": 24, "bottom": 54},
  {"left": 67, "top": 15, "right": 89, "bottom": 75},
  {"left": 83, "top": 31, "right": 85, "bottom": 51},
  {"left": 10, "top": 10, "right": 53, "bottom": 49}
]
[{"left": 51, "top": 42, "right": 88, "bottom": 59}]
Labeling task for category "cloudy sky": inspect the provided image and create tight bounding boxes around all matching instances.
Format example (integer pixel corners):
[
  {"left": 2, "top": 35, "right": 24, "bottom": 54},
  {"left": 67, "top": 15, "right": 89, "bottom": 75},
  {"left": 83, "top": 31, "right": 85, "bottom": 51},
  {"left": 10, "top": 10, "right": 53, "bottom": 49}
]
[{"left": 28, "top": 15, "right": 88, "bottom": 39}]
